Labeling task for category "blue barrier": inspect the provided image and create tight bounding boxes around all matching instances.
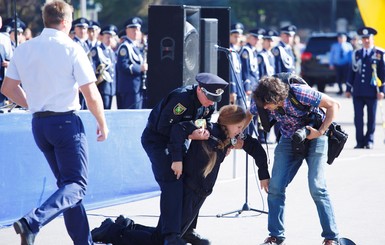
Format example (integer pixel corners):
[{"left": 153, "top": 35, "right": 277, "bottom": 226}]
[{"left": 0, "top": 110, "right": 160, "bottom": 227}]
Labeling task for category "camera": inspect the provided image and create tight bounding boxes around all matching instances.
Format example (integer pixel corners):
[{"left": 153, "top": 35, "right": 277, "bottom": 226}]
[{"left": 291, "top": 112, "right": 322, "bottom": 144}]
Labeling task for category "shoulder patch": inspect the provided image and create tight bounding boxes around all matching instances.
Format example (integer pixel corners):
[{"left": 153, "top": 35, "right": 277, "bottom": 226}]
[
  {"left": 242, "top": 51, "right": 249, "bottom": 59},
  {"left": 91, "top": 49, "right": 97, "bottom": 57},
  {"left": 119, "top": 47, "right": 128, "bottom": 56},
  {"left": 272, "top": 48, "right": 280, "bottom": 56},
  {"left": 257, "top": 56, "right": 263, "bottom": 64},
  {"left": 173, "top": 103, "right": 187, "bottom": 115}
]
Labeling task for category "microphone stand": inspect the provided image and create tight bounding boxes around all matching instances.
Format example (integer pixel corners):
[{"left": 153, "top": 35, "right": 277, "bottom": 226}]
[{"left": 215, "top": 45, "right": 268, "bottom": 217}]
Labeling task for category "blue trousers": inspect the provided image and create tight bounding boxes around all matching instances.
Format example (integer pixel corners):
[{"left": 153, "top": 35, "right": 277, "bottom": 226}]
[
  {"left": 24, "top": 113, "right": 93, "bottom": 245},
  {"left": 353, "top": 96, "right": 377, "bottom": 146}
]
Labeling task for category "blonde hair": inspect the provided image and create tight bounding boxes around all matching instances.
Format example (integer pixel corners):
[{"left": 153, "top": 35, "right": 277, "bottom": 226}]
[
  {"left": 42, "top": 0, "right": 73, "bottom": 28},
  {"left": 202, "top": 105, "right": 247, "bottom": 177}
]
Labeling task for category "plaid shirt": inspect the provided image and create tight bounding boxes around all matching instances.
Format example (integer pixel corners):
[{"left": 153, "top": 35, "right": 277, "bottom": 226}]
[{"left": 251, "top": 84, "right": 324, "bottom": 138}]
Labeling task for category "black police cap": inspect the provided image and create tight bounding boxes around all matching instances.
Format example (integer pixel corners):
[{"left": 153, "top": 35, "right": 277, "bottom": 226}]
[
  {"left": 101, "top": 25, "right": 118, "bottom": 36},
  {"left": 357, "top": 27, "right": 377, "bottom": 37},
  {"left": 230, "top": 22, "right": 244, "bottom": 34},
  {"left": 125, "top": 17, "right": 142, "bottom": 29},
  {"left": 196, "top": 73, "right": 228, "bottom": 102},
  {"left": 88, "top": 20, "right": 101, "bottom": 30},
  {"left": 73, "top": 17, "right": 89, "bottom": 28},
  {"left": 6, "top": 18, "right": 26, "bottom": 33},
  {"left": 249, "top": 28, "right": 265, "bottom": 39},
  {"left": 263, "top": 29, "right": 279, "bottom": 40},
  {"left": 118, "top": 29, "right": 126, "bottom": 39},
  {"left": 280, "top": 24, "right": 297, "bottom": 35}
]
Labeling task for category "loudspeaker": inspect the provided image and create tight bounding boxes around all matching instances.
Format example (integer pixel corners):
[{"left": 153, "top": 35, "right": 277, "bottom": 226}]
[
  {"left": 200, "top": 7, "right": 230, "bottom": 108},
  {"left": 200, "top": 18, "right": 218, "bottom": 74},
  {"left": 147, "top": 5, "right": 201, "bottom": 108}
]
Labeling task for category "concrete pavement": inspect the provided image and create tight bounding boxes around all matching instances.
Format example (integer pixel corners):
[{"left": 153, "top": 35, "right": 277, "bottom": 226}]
[{"left": 1, "top": 86, "right": 385, "bottom": 244}]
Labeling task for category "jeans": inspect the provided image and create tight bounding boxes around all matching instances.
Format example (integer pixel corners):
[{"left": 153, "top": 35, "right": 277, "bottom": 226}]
[{"left": 267, "top": 136, "right": 339, "bottom": 240}]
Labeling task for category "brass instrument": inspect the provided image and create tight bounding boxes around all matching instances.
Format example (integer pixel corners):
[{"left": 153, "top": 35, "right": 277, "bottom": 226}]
[{"left": 141, "top": 36, "right": 148, "bottom": 90}]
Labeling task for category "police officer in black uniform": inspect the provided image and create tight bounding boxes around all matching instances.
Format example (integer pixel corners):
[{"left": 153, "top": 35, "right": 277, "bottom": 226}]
[
  {"left": 141, "top": 73, "right": 228, "bottom": 245},
  {"left": 272, "top": 25, "right": 296, "bottom": 74},
  {"left": 346, "top": 27, "right": 385, "bottom": 149},
  {"left": 90, "top": 24, "right": 118, "bottom": 109}
]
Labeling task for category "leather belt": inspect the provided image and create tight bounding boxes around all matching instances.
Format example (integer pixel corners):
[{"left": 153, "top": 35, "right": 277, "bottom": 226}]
[{"left": 33, "top": 110, "right": 75, "bottom": 118}]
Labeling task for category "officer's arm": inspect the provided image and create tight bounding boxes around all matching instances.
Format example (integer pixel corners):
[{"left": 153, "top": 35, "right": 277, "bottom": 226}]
[
  {"left": 168, "top": 121, "right": 197, "bottom": 162},
  {"left": 156, "top": 95, "right": 190, "bottom": 136}
]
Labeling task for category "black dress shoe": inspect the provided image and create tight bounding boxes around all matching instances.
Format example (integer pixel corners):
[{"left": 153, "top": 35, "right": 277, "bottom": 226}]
[
  {"left": 182, "top": 229, "right": 211, "bottom": 245},
  {"left": 354, "top": 144, "right": 364, "bottom": 149},
  {"left": 13, "top": 218, "right": 36, "bottom": 245},
  {"left": 115, "top": 215, "right": 135, "bottom": 229},
  {"left": 91, "top": 218, "right": 114, "bottom": 243}
]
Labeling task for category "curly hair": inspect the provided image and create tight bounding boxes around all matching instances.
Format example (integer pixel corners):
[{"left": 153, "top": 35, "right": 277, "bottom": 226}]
[
  {"left": 202, "top": 105, "right": 246, "bottom": 177},
  {"left": 252, "top": 76, "right": 289, "bottom": 107}
]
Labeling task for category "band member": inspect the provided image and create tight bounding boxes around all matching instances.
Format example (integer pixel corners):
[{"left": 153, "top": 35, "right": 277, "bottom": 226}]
[
  {"left": 116, "top": 17, "right": 148, "bottom": 109},
  {"left": 90, "top": 24, "right": 118, "bottom": 109}
]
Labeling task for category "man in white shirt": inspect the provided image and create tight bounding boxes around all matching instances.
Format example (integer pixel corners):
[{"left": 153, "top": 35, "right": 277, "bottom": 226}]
[{"left": 1, "top": 1, "right": 109, "bottom": 244}]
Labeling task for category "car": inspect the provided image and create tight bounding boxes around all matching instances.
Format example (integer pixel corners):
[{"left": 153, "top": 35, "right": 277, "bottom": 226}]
[{"left": 300, "top": 33, "right": 340, "bottom": 92}]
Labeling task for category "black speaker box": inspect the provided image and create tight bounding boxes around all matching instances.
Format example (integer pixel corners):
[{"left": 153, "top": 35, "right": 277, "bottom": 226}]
[
  {"left": 200, "top": 7, "right": 230, "bottom": 108},
  {"left": 147, "top": 5, "right": 201, "bottom": 108}
]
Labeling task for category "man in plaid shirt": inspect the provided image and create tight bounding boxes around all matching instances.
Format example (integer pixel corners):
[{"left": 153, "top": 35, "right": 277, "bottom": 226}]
[{"left": 251, "top": 74, "right": 341, "bottom": 245}]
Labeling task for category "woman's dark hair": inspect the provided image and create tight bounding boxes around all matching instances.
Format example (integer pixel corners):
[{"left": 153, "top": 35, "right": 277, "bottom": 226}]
[{"left": 252, "top": 76, "right": 289, "bottom": 107}]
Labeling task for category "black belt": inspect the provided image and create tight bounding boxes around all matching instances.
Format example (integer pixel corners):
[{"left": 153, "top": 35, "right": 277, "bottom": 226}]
[{"left": 33, "top": 110, "right": 75, "bottom": 118}]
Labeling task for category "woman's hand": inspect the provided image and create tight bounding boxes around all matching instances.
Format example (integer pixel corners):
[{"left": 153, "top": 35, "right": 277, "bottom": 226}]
[
  {"left": 260, "top": 179, "right": 269, "bottom": 193},
  {"left": 189, "top": 128, "right": 210, "bottom": 140},
  {"left": 171, "top": 161, "right": 183, "bottom": 179},
  {"left": 232, "top": 138, "right": 244, "bottom": 149}
]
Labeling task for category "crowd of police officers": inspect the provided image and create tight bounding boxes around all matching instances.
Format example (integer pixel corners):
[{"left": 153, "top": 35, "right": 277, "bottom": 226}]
[{"left": 1, "top": 14, "right": 385, "bottom": 147}]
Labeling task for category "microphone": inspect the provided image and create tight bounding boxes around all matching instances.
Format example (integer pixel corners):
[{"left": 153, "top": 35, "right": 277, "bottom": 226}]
[{"left": 214, "top": 44, "right": 236, "bottom": 53}]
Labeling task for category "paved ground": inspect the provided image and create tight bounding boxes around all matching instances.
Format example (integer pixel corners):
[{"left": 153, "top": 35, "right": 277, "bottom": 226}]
[{"left": 1, "top": 85, "right": 385, "bottom": 244}]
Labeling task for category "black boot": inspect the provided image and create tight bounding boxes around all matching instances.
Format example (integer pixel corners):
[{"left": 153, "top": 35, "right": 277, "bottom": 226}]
[
  {"left": 91, "top": 218, "right": 116, "bottom": 243},
  {"left": 115, "top": 215, "right": 135, "bottom": 229},
  {"left": 182, "top": 229, "right": 211, "bottom": 245}
]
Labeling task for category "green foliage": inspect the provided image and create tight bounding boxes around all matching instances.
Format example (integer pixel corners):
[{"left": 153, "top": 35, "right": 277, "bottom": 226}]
[{"left": 0, "top": 0, "right": 362, "bottom": 37}]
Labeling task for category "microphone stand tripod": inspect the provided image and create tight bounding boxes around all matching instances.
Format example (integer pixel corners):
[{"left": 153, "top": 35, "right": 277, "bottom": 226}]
[{"left": 215, "top": 46, "right": 268, "bottom": 217}]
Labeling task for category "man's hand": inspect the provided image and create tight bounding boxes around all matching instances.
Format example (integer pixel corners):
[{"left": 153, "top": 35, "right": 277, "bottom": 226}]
[
  {"left": 345, "top": 91, "right": 351, "bottom": 98},
  {"left": 171, "top": 161, "right": 183, "bottom": 179},
  {"left": 96, "top": 124, "right": 109, "bottom": 142},
  {"left": 377, "top": 92, "right": 384, "bottom": 100}
]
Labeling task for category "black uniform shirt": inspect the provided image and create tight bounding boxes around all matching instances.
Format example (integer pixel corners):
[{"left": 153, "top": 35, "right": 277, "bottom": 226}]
[{"left": 146, "top": 85, "right": 215, "bottom": 161}]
